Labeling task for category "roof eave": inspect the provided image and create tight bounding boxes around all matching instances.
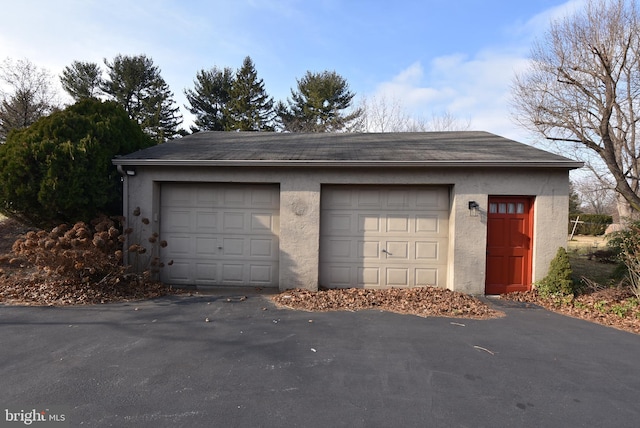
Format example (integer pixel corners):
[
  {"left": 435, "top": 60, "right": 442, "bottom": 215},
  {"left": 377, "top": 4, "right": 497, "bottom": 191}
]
[{"left": 112, "top": 159, "right": 584, "bottom": 169}]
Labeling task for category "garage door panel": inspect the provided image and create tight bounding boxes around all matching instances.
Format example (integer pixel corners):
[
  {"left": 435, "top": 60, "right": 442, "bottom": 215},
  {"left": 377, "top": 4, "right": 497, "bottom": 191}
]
[
  {"left": 358, "top": 189, "right": 382, "bottom": 207},
  {"left": 250, "top": 264, "right": 276, "bottom": 284},
  {"left": 320, "top": 185, "right": 449, "bottom": 288},
  {"left": 416, "top": 268, "right": 438, "bottom": 286},
  {"left": 195, "top": 263, "right": 217, "bottom": 283},
  {"left": 164, "top": 183, "right": 194, "bottom": 206},
  {"left": 221, "top": 238, "right": 244, "bottom": 256},
  {"left": 328, "top": 266, "right": 352, "bottom": 286},
  {"left": 196, "top": 212, "right": 218, "bottom": 231},
  {"left": 359, "top": 214, "right": 381, "bottom": 232},
  {"left": 359, "top": 241, "right": 380, "bottom": 259},
  {"left": 223, "top": 189, "right": 246, "bottom": 206},
  {"left": 165, "top": 235, "right": 191, "bottom": 255},
  {"left": 386, "top": 268, "right": 409, "bottom": 286},
  {"left": 416, "top": 241, "right": 441, "bottom": 261},
  {"left": 387, "top": 189, "right": 409, "bottom": 207},
  {"left": 166, "top": 261, "right": 190, "bottom": 281},
  {"left": 325, "top": 214, "right": 351, "bottom": 233},
  {"left": 387, "top": 215, "right": 410, "bottom": 232},
  {"left": 222, "top": 212, "right": 246, "bottom": 231},
  {"left": 358, "top": 267, "right": 380, "bottom": 286},
  {"left": 251, "top": 213, "right": 275, "bottom": 231},
  {"left": 251, "top": 189, "right": 279, "bottom": 207},
  {"left": 165, "top": 210, "right": 192, "bottom": 230},
  {"left": 415, "top": 215, "right": 439, "bottom": 233},
  {"left": 385, "top": 241, "right": 409, "bottom": 259},
  {"left": 324, "top": 189, "right": 352, "bottom": 208},
  {"left": 195, "top": 237, "right": 217, "bottom": 255},
  {"left": 249, "top": 239, "right": 274, "bottom": 257},
  {"left": 323, "top": 239, "right": 353, "bottom": 259},
  {"left": 222, "top": 264, "right": 244, "bottom": 283},
  {"left": 416, "top": 188, "right": 448, "bottom": 209},
  {"left": 160, "top": 183, "right": 279, "bottom": 287}
]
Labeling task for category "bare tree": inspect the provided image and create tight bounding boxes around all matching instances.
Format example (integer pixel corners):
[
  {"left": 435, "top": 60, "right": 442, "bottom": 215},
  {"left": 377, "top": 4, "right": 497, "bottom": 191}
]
[
  {"left": 0, "top": 58, "right": 59, "bottom": 141},
  {"left": 573, "top": 175, "right": 617, "bottom": 215},
  {"left": 429, "top": 111, "right": 470, "bottom": 132},
  {"left": 512, "top": 0, "right": 640, "bottom": 219},
  {"left": 359, "top": 94, "right": 470, "bottom": 132},
  {"left": 359, "top": 94, "right": 412, "bottom": 132}
]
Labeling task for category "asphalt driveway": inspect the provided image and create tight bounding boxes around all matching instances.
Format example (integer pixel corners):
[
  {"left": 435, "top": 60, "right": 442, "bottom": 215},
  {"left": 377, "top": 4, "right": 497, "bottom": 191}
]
[{"left": 1, "top": 290, "right": 639, "bottom": 428}]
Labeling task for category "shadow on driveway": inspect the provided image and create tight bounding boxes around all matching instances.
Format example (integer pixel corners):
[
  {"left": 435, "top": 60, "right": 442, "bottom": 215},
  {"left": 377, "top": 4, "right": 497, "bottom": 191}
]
[{"left": 1, "top": 291, "right": 639, "bottom": 427}]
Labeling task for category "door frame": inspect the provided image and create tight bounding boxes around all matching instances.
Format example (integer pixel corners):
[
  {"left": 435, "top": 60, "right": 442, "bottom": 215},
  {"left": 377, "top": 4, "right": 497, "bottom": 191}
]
[{"left": 484, "top": 195, "right": 534, "bottom": 294}]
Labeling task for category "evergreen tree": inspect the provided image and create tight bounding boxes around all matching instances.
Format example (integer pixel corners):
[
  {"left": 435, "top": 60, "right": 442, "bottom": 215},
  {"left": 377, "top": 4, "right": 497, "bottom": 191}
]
[
  {"left": 184, "top": 66, "right": 234, "bottom": 132},
  {"left": 569, "top": 182, "right": 582, "bottom": 214},
  {"left": 0, "top": 99, "right": 153, "bottom": 226},
  {"left": 536, "top": 247, "right": 575, "bottom": 297},
  {"left": 225, "top": 56, "right": 274, "bottom": 131},
  {"left": 101, "top": 54, "right": 182, "bottom": 142},
  {"left": 60, "top": 61, "right": 102, "bottom": 101},
  {"left": 278, "top": 70, "right": 361, "bottom": 132}
]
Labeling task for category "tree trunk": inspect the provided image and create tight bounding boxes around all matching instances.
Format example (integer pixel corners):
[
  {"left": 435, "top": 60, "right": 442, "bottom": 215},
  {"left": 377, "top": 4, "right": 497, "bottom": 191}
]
[{"left": 616, "top": 193, "right": 637, "bottom": 224}]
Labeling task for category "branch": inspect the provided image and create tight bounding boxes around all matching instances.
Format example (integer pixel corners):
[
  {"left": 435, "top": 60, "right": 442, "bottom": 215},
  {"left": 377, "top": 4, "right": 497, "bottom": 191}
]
[{"left": 545, "top": 136, "right": 587, "bottom": 144}]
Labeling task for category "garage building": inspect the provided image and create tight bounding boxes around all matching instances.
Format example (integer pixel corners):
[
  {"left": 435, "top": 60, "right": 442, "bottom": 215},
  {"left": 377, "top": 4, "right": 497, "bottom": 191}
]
[{"left": 113, "top": 131, "right": 581, "bottom": 295}]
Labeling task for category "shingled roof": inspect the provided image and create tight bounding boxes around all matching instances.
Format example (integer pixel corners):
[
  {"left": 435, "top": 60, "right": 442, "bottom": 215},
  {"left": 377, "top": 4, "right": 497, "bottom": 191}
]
[{"left": 113, "top": 131, "right": 582, "bottom": 168}]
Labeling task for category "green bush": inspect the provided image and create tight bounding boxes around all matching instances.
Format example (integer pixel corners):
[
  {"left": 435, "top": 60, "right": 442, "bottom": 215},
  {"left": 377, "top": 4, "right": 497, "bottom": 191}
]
[
  {"left": 568, "top": 214, "right": 613, "bottom": 236},
  {"left": 0, "top": 98, "right": 153, "bottom": 227},
  {"left": 608, "top": 222, "right": 640, "bottom": 298},
  {"left": 536, "top": 247, "right": 575, "bottom": 297}
]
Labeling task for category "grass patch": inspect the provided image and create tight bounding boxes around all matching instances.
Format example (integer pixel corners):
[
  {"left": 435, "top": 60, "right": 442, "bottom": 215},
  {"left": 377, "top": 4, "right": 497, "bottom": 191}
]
[{"left": 568, "top": 253, "right": 620, "bottom": 287}]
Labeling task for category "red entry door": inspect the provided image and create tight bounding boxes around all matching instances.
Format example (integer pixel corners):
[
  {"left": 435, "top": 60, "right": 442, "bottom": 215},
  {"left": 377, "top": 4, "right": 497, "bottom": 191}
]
[{"left": 485, "top": 196, "right": 533, "bottom": 294}]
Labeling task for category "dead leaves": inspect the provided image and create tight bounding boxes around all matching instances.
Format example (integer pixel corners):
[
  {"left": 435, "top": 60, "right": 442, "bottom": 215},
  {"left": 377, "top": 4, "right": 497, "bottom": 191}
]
[
  {"left": 272, "top": 287, "right": 503, "bottom": 319},
  {"left": 503, "top": 288, "right": 640, "bottom": 334}
]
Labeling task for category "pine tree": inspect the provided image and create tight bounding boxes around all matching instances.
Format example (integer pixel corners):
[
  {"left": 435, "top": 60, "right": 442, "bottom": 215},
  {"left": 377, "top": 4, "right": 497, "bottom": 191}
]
[
  {"left": 184, "top": 66, "right": 234, "bottom": 132},
  {"left": 60, "top": 61, "right": 103, "bottom": 101},
  {"left": 278, "top": 70, "right": 361, "bottom": 132},
  {"left": 101, "top": 54, "right": 182, "bottom": 142},
  {"left": 225, "top": 56, "right": 275, "bottom": 131}
]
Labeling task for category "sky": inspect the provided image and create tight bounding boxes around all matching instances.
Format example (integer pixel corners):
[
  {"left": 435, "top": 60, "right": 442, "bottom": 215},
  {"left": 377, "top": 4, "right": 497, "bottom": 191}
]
[{"left": 1, "top": 0, "right": 587, "bottom": 145}]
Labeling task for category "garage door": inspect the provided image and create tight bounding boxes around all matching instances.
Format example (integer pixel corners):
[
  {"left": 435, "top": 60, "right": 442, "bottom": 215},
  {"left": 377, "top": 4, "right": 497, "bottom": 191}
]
[
  {"left": 159, "top": 183, "right": 279, "bottom": 287},
  {"left": 320, "top": 186, "right": 449, "bottom": 288}
]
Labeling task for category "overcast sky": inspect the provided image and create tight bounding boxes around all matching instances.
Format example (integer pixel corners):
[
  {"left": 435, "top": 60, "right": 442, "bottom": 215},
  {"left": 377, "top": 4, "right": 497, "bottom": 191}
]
[{"left": 1, "top": 0, "right": 586, "bottom": 143}]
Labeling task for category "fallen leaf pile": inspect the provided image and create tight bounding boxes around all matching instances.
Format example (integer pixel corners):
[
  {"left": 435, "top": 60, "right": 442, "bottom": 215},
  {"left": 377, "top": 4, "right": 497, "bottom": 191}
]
[
  {"left": 272, "top": 287, "right": 503, "bottom": 319},
  {"left": 0, "top": 273, "right": 184, "bottom": 306},
  {"left": 503, "top": 288, "right": 640, "bottom": 335}
]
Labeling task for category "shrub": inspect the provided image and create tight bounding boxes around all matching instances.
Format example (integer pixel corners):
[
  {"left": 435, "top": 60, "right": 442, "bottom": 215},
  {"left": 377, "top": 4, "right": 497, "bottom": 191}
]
[
  {"left": 10, "top": 215, "right": 168, "bottom": 287},
  {"left": 536, "top": 247, "right": 575, "bottom": 297},
  {"left": 12, "top": 217, "right": 126, "bottom": 284},
  {"left": 0, "top": 98, "right": 153, "bottom": 227},
  {"left": 608, "top": 222, "right": 640, "bottom": 298},
  {"left": 568, "top": 214, "right": 613, "bottom": 236}
]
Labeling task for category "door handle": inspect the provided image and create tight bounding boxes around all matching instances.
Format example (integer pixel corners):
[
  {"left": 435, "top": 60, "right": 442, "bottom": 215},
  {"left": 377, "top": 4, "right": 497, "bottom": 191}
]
[{"left": 382, "top": 249, "right": 392, "bottom": 256}]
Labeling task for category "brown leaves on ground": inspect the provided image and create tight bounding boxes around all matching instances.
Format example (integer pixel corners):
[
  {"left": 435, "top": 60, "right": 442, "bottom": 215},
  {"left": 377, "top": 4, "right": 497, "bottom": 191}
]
[
  {"left": 0, "top": 273, "right": 183, "bottom": 306},
  {"left": 0, "top": 217, "right": 184, "bottom": 306},
  {"left": 503, "top": 287, "right": 640, "bottom": 335},
  {"left": 2, "top": 216, "right": 640, "bottom": 335},
  {"left": 272, "top": 287, "right": 504, "bottom": 319}
]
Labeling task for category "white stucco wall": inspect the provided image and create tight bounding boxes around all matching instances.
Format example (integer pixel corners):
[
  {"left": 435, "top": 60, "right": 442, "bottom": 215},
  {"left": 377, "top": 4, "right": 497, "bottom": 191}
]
[{"left": 121, "top": 165, "right": 569, "bottom": 295}]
